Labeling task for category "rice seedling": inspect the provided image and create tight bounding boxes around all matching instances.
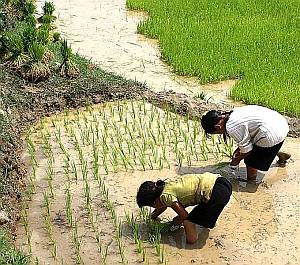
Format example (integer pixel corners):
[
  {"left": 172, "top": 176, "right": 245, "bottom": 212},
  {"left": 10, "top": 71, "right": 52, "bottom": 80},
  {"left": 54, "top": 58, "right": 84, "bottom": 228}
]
[
  {"left": 95, "top": 231, "right": 109, "bottom": 265},
  {"left": 116, "top": 220, "right": 127, "bottom": 264},
  {"left": 42, "top": 192, "right": 57, "bottom": 257},
  {"left": 21, "top": 41, "right": 51, "bottom": 82},
  {"left": 127, "top": 0, "right": 300, "bottom": 116},
  {"left": 139, "top": 208, "right": 169, "bottom": 264},
  {"left": 70, "top": 160, "right": 78, "bottom": 182},
  {"left": 124, "top": 211, "right": 148, "bottom": 262},
  {"left": 64, "top": 184, "right": 73, "bottom": 226},
  {"left": 58, "top": 39, "right": 79, "bottom": 78},
  {"left": 34, "top": 257, "right": 39, "bottom": 265},
  {"left": 20, "top": 202, "right": 32, "bottom": 254},
  {"left": 71, "top": 218, "right": 82, "bottom": 265},
  {"left": 41, "top": 133, "right": 54, "bottom": 162}
]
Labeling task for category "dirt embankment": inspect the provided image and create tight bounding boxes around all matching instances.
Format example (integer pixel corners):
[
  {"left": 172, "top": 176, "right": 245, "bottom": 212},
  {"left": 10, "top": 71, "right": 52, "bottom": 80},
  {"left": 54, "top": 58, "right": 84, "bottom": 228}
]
[{"left": 0, "top": 66, "right": 299, "bottom": 234}]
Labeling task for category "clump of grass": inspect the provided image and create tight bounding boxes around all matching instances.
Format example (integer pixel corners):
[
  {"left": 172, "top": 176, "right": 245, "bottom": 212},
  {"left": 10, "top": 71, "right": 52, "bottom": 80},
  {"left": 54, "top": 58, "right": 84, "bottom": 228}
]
[
  {"left": 0, "top": 230, "right": 29, "bottom": 265},
  {"left": 2, "top": 30, "right": 28, "bottom": 69},
  {"left": 58, "top": 39, "right": 79, "bottom": 78},
  {"left": 52, "top": 32, "right": 60, "bottom": 42},
  {"left": 21, "top": 41, "right": 51, "bottom": 82},
  {"left": 38, "top": 1, "right": 56, "bottom": 25}
]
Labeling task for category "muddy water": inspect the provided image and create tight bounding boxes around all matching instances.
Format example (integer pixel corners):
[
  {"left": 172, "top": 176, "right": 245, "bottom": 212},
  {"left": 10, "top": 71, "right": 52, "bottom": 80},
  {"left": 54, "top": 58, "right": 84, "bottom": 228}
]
[
  {"left": 17, "top": 102, "right": 300, "bottom": 264},
  {"left": 36, "top": 0, "right": 237, "bottom": 103}
]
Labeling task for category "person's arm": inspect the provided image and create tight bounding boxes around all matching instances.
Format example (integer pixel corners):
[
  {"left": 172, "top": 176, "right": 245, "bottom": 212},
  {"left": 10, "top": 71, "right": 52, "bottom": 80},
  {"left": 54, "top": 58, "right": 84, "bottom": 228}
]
[
  {"left": 151, "top": 206, "right": 167, "bottom": 220},
  {"left": 229, "top": 125, "right": 253, "bottom": 166},
  {"left": 171, "top": 201, "right": 189, "bottom": 225},
  {"left": 230, "top": 149, "right": 251, "bottom": 166}
]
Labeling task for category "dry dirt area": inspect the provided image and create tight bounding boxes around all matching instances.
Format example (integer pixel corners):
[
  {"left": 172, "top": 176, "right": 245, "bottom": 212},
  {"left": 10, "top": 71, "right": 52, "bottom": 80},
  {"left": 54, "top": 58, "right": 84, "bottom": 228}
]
[{"left": 16, "top": 100, "right": 300, "bottom": 265}]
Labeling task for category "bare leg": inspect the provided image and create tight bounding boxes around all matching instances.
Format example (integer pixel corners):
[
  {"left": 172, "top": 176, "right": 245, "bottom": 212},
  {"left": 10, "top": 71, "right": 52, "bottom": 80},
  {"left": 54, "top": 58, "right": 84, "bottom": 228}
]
[
  {"left": 246, "top": 165, "right": 257, "bottom": 181},
  {"left": 183, "top": 220, "right": 198, "bottom": 244}
]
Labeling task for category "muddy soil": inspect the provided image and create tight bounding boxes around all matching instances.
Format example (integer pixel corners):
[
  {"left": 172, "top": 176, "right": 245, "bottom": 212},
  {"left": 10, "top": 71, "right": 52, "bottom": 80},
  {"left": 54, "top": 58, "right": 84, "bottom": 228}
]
[
  {"left": 0, "top": 0, "right": 299, "bottom": 264},
  {"left": 16, "top": 102, "right": 300, "bottom": 265}
]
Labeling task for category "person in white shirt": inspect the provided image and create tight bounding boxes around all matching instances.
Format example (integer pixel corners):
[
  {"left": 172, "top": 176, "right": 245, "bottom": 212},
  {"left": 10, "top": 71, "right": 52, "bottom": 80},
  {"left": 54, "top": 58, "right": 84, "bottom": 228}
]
[{"left": 201, "top": 105, "right": 290, "bottom": 181}]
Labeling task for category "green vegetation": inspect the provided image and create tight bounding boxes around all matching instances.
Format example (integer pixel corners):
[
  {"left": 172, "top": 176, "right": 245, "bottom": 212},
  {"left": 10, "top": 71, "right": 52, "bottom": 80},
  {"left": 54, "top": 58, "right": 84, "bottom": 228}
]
[
  {"left": 127, "top": 0, "right": 300, "bottom": 116},
  {"left": 0, "top": 230, "right": 29, "bottom": 264},
  {"left": 0, "top": 1, "right": 142, "bottom": 263},
  {"left": 0, "top": 0, "right": 79, "bottom": 82}
]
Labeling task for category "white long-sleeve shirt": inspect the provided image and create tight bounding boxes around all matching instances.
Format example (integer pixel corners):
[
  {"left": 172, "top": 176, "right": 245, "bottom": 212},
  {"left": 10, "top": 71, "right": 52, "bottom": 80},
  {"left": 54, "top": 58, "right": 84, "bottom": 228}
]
[{"left": 226, "top": 105, "right": 289, "bottom": 153}]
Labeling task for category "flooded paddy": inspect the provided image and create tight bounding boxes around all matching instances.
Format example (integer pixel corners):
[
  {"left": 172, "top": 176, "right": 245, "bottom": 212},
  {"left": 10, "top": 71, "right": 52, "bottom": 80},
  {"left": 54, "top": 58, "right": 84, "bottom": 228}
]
[
  {"left": 16, "top": 101, "right": 300, "bottom": 264},
  {"left": 36, "top": 0, "right": 236, "bottom": 103}
]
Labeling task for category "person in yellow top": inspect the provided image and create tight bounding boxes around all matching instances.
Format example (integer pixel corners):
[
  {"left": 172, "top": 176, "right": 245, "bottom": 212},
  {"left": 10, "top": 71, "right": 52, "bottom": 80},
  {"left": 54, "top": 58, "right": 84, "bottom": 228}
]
[{"left": 136, "top": 173, "right": 232, "bottom": 244}]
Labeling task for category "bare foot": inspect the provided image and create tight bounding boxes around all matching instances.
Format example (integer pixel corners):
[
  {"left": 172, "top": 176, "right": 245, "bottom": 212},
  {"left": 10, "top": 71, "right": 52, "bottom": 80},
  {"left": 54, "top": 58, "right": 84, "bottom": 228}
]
[{"left": 277, "top": 152, "right": 291, "bottom": 166}]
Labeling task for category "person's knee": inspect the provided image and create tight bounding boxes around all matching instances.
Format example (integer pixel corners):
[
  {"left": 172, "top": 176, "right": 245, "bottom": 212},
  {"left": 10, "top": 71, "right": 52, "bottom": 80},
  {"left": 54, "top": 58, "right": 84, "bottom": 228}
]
[
  {"left": 183, "top": 220, "right": 198, "bottom": 244},
  {"left": 186, "top": 233, "right": 198, "bottom": 244}
]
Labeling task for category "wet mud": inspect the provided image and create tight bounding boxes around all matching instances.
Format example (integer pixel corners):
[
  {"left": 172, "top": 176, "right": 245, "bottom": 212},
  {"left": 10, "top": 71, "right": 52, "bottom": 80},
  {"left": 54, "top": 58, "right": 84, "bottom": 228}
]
[
  {"left": 16, "top": 102, "right": 300, "bottom": 264},
  {"left": 12, "top": 0, "right": 299, "bottom": 264}
]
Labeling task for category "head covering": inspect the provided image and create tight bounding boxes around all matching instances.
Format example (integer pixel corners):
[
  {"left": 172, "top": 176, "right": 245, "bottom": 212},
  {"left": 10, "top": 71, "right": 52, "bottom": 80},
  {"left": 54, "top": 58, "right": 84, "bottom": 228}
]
[{"left": 201, "top": 110, "right": 222, "bottom": 134}]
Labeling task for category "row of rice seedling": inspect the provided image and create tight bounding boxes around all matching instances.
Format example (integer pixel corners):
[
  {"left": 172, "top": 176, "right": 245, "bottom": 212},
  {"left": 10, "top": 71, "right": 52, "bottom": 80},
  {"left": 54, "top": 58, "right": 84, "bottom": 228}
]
[
  {"left": 60, "top": 100, "right": 233, "bottom": 175},
  {"left": 19, "top": 100, "right": 234, "bottom": 264},
  {"left": 34, "top": 116, "right": 130, "bottom": 264},
  {"left": 126, "top": 0, "right": 300, "bottom": 116}
]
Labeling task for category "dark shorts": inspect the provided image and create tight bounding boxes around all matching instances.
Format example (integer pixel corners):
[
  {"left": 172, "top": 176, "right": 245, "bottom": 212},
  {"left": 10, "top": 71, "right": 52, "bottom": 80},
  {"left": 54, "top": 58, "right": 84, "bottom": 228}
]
[
  {"left": 187, "top": 177, "right": 232, "bottom": 229},
  {"left": 244, "top": 141, "right": 284, "bottom": 171}
]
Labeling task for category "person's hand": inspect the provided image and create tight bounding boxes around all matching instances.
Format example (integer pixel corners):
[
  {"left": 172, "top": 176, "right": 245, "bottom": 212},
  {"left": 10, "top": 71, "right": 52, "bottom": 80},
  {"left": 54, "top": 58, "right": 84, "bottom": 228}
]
[
  {"left": 232, "top": 148, "right": 240, "bottom": 159},
  {"left": 229, "top": 164, "right": 239, "bottom": 170},
  {"left": 230, "top": 159, "right": 240, "bottom": 167},
  {"left": 230, "top": 148, "right": 241, "bottom": 167},
  {"left": 151, "top": 212, "right": 159, "bottom": 220}
]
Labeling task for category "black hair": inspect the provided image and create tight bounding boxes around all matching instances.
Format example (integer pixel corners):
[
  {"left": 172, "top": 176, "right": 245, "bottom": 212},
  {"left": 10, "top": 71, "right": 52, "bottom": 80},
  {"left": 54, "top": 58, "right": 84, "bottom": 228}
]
[
  {"left": 136, "top": 180, "right": 166, "bottom": 208},
  {"left": 201, "top": 110, "right": 233, "bottom": 134}
]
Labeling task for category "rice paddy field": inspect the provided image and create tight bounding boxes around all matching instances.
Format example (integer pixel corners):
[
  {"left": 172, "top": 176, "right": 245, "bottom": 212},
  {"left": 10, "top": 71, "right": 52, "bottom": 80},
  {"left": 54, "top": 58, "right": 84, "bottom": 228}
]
[
  {"left": 6, "top": 0, "right": 300, "bottom": 264},
  {"left": 17, "top": 101, "right": 236, "bottom": 264},
  {"left": 16, "top": 100, "right": 300, "bottom": 264},
  {"left": 126, "top": 0, "right": 300, "bottom": 116}
]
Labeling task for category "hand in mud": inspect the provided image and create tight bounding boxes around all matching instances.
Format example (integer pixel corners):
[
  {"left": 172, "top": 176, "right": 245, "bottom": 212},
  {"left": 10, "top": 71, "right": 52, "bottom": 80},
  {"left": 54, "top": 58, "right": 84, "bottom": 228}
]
[
  {"left": 150, "top": 214, "right": 162, "bottom": 221},
  {"left": 230, "top": 148, "right": 241, "bottom": 166}
]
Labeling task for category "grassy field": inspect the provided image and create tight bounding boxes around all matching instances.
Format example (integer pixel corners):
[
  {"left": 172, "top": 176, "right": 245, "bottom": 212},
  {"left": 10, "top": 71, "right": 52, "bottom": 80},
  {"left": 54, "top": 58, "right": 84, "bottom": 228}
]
[{"left": 127, "top": 0, "right": 300, "bottom": 117}]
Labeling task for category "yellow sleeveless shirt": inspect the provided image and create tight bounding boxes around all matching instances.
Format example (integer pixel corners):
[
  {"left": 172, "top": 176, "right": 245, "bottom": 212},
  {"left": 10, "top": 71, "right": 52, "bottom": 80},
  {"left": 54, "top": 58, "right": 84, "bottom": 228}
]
[{"left": 160, "top": 173, "right": 218, "bottom": 207}]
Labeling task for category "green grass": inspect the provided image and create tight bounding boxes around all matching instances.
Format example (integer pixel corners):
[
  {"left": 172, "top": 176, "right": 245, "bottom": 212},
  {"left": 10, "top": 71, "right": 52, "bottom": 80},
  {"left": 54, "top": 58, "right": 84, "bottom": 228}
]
[
  {"left": 0, "top": 230, "right": 29, "bottom": 265},
  {"left": 127, "top": 0, "right": 300, "bottom": 116}
]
